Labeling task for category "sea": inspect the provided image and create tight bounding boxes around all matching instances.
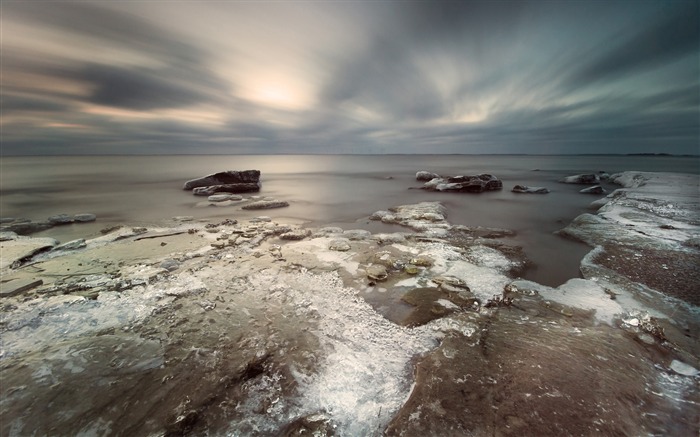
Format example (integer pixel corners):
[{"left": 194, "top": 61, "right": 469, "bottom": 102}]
[{"left": 1, "top": 154, "right": 698, "bottom": 287}]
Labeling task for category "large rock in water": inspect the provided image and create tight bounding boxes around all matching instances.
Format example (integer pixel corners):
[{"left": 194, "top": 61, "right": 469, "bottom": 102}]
[
  {"left": 416, "top": 171, "right": 440, "bottom": 181},
  {"left": 512, "top": 185, "right": 550, "bottom": 194},
  {"left": 560, "top": 174, "right": 599, "bottom": 184},
  {"left": 423, "top": 174, "right": 502, "bottom": 193},
  {"left": 183, "top": 170, "right": 260, "bottom": 190},
  {"left": 192, "top": 183, "right": 261, "bottom": 196}
]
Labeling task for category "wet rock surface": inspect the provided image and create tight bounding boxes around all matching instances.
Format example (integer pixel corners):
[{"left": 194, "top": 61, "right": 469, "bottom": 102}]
[
  {"left": 1, "top": 172, "right": 698, "bottom": 436},
  {"left": 183, "top": 170, "right": 261, "bottom": 190},
  {"left": 422, "top": 173, "right": 503, "bottom": 193},
  {"left": 512, "top": 184, "right": 550, "bottom": 194}
]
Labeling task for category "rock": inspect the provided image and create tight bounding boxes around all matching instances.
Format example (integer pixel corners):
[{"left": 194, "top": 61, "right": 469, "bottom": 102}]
[
  {"left": 183, "top": 170, "right": 261, "bottom": 190},
  {"left": 1, "top": 221, "right": 53, "bottom": 236},
  {"left": 329, "top": 238, "right": 351, "bottom": 251},
  {"left": 366, "top": 264, "right": 388, "bottom": 281},
  {"left": 416, "top": 171, "right": 440, "bottom": 181},
  {"left": 54, "top": 239, "right": 86, "bottom": 251},
  {"left": 172, "top": 216, "right": 194, "bottom": 222},
  {"left": 669, "top": 360, "right": 699, "bottom": 376},
  {"left": 249, "top": 216, "right": 272, "bottom": 223},
  {"left": 0, "top": 237, "right": 58, "bottom": 269},
  {"left": 0, "top": 231, "right": 18, "bottom": 242},
  {"left": 580, "top": 185, "right": 606, "bottom": 194},
  {"left": 279, "top": 229, "right": 310, "bottom": 241},
  {"left": 1, "top": 218, "right": 16, "bottom": 223},
  {"left": 343, "top": 229, "right": 371, "bottom": 240},
  {"left": 242, "top": 200, "right": 289, "bottom": 210},
  {"left": 369, "top": 211, "right": 395, "bottom": 222},
  {"left": 371, "top": 233, "right": 406, "bottom": 244},
  {"left": 561, "top": 174, "right": 600, "bottom": 184},
  {"left": 74, "top": 213, "right": 97, "bottom": 222},
  {"left": 193, "top": 183, "right": 261, "bottom": 196},
  {"left": 48, "top": 214, "right": 74, "bottom": 225},
  {"left": 410, "top": 255, "right": 434, "bottom": 267},
  {"left": 207, "top": 194, "right": 234, "bottom": 202},
  {"left": 423, "top": 174, "right": 503, "bottom": 193},
  {"left": 160, "top": 259, "right": 181, "bottom": 272},
  {"left": 512, "top": 185, "right": 549, "bottom": 194},
  {"left": 404, "top": 264, "right": 419, "bottom": 275},
  {"left": 0, "top": 278, "right": 43, "bottom": 297},
  {"left": 432, "top": 275, "right": 470, "bottom": 291}
]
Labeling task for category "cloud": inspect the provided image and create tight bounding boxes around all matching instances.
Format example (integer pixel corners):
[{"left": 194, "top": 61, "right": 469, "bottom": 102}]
[{"left": 569, "top": 3, "right": 699, "bottom": 86}]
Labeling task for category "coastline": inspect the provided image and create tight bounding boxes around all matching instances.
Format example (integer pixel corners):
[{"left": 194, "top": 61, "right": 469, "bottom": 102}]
[{"left": 1, "top": 171, "right": 698, "bottom": 435}]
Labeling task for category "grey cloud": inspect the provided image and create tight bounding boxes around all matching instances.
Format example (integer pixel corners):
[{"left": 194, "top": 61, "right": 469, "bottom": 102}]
[
  {"left": 0, "top": 93, "right": 74, "bottom": 114},
  {"left": 570, "top": 3, "right": 699, "bottom": 86}
]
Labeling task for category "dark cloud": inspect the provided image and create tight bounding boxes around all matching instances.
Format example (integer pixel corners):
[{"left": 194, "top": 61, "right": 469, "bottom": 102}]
[{"left": 570, "top": 3, "right": 700, "bottom": 86}]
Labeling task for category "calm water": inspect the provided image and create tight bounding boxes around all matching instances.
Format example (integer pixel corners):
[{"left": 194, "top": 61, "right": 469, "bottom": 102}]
[{"left": 1, "top": 154, "right": 697, "bottom": 286}]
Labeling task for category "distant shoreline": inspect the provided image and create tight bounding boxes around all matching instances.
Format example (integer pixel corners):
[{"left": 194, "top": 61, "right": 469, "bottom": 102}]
[{"left": 2, "top": 153, "right": 699, "bottom": 158}]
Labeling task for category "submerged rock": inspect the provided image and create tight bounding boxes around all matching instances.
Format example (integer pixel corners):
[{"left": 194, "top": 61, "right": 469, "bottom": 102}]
[
  {"left": 560, "top": 174, "right": 600, "bottom": 184},
  {"left": 193, "top": 183, "right": 261, "bottom": 196},
  {"left": 512, "top": 185, "right": 549, "bottom": 194},
  {"left": 242, "top": 200, "right": 289, "bottom": 210},
  {"left": 366, "top": 264, "right": 388, "bottom": 281},
  {"left": 183, "top": 170, "right": 261, "bottom": 190}
]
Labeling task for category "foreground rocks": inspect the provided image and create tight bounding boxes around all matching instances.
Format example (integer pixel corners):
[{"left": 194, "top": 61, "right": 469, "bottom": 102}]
[
  {"left": 1, "top": 175, "right": 698, "bottom": 436},
  {"left": 0, "top": 214, "right": 97, "bottom": 236}
]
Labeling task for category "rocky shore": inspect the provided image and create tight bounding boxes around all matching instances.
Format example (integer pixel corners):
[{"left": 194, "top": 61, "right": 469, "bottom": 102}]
[{"left": 1, "top": 171, "right": 698, "bottom": 436}]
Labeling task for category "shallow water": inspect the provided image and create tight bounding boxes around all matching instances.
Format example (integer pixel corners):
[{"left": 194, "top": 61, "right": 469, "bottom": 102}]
[{"left": 1, "top": 154, "right": 697, "bottom": 286}]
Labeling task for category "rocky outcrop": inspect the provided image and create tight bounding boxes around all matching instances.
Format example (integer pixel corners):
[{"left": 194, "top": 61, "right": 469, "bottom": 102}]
[
  {"left": 512, "top": 185, "right": 549, "bottom": 194},
  {"left": 1, "top": 214, "right": 97, "bottom": 236},
  {"left": 192, "top": 183, "right": 260, "bottom": 196},
  {"left": 183, "top": 170, "right": 261, "bottom": 190},
  {"left": 422, "top": 174, "right": 503, "bottom": 193},
  {"left": 560, "top": 174, "right": 599, "bottom": 184}
]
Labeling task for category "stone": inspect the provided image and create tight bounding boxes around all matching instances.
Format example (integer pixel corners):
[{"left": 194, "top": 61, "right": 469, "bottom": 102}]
[
  {"left": 0, "top": 278, "right": 43, "bottom": 297},
  {"left": 54, "top": 239, "right": 86, "bottom": 251},
  {"left": 329, "top": 238, "right": 351, "bottom": 251},
  {"left": 0, "top": 232, "right": 18, "bottom": 242},
  {"left": 343, "top": 229, "right": 372, "bottom": 241},
  {"left": 410, "top": 255, "right": 434, "bottom": 267},
  {"left": 279, "top": 229, "right": 310, "bottom": 241},
  {"left": 366, "top": 264, "right": 388, "bottom": 281},
  {"left": 404, "top": 264, "right": 419, "bottom": 275},
  {"left": 242, "top": 200, "right": 289, "bottom": 210},
  {"left": 172, "top": 216, "right": 194, "bottom": 222},
  {"left": 208, "top": 194, "right": 234, "bottom": 202},
  {"left": 580, "top": 185, "right": 606, "bottom": 194},
  {"left": 74, "top": 213, "right": 97, "bottom": 222},
  {"left": 1, "top": 218, "right": 16, "bottom": 224},
  {"left": 1, "top": 221, "right": 53, "bottom": 236},
  {"left": 0, "top": 237, "right": 58, "bottom": 269},
  {"left": 250, "top": 216, "right": 271, "bottom": 223},
  {"left": 193, "top": 183, "right": 260, "bottom": 196},
  {"left": 47, "top": 214, "right": 74, "bottom": 225},
  {"left": 183, "top": 170, "right": 261, "bottom": 190},
  {"left": 423, "top": 174, "right": 503, "bottom": 193},
  {"left": 560, "top": 174, "right": 600, "bottom": 184},
  {"left": 416, "top": 171, "right": 440, "bottom": 181},
  {"left": 512, "top": 185, "right": 549, "bottom": 194},
  {"left": 160, "top": 259, "right": 181, "bottom": 272}
]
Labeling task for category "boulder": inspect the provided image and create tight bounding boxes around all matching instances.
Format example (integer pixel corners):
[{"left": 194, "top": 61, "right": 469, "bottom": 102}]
[
  {"left": 183, "top": 170, "right": 261, "bottom": 190},
  {"left": 74, "top": 213, "right": 97, "bottom": 222},
  {"left": 48, "top": 214, "right": 74, "bottom": 225},
  {"left": 242, "top": 200, "right": 289, "bottom": 210},
  {"left": 580, "top": 185, "right": 606, "bottom": 194},
  {"left": 416, "top": 171, "right": 440, "bottom": 181},
  {"left": 423, "top": 174, "right": 503, "bottom": 193},
  {"left": 512, "top": 185, "right": 550, "bottom": 194},
  {"left": 329, "top": 238, "right": 351, "bottom": 251},
  {"left": 366, "top": 264, "right": 388, "bottom": 281},
  {"left": 560, "top": 174, "right": 600, "bottom": 184},
  {"left": 193, "top": 183, "right": 261, "bottom": 196}
]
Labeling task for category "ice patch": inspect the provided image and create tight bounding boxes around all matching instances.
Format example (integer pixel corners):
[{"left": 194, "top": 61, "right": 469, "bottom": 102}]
[{"left": 538, "top": 278, "right": 624, "bottom": 324}]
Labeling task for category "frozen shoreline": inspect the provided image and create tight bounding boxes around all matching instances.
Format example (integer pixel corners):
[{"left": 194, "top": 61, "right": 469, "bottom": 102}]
[{"left": 1, "top": 171, "right": 698, "bottom": 436}]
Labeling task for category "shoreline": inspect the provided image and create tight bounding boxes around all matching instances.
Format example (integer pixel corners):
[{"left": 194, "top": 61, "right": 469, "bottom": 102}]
[{"left": 1, "top": 171, "right": 698, "bottom": 435}]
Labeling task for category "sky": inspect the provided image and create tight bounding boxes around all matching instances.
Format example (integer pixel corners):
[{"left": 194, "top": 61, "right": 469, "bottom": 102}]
[{"left": 1, "top": 0, "right": 698, "bottom": 155}]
